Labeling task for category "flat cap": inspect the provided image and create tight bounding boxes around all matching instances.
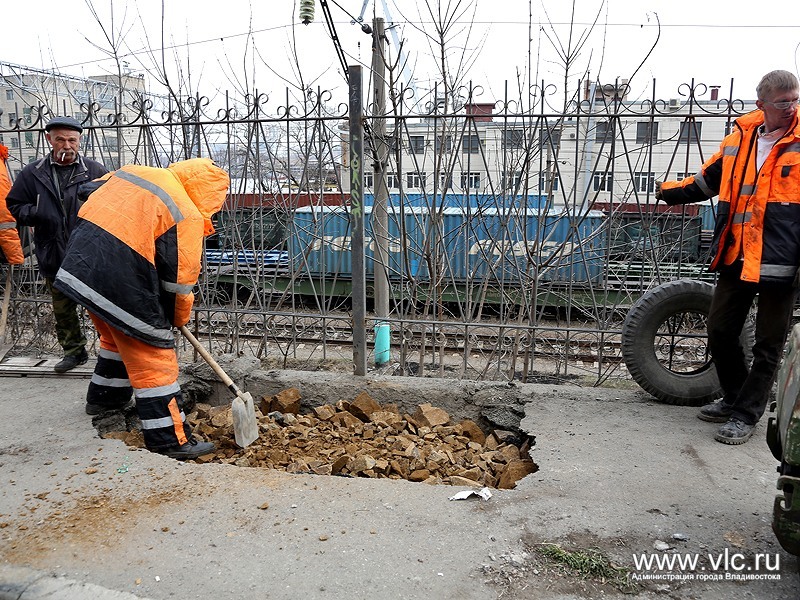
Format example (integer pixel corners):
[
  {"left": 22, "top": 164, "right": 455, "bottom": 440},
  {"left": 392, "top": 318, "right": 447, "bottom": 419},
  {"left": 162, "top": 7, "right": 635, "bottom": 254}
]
[{"left": 45, "top": 116, "right": 83, "bottom": 133}]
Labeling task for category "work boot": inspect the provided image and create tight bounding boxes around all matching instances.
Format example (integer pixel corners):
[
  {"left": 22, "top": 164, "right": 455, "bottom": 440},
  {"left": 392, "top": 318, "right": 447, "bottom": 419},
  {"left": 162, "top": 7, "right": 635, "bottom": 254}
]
[
  {"left": 714, "top": 418, "right": 754, "bottom": 445},
  {"left": 85, "top": 398, "right": 134, "bottom": 416},
  {"left": 85, "top": 403, "right": 104, "bottom": 416},
  {"left": 156, "top": 438, "right": 215, "bottom": 460},
  {"left": 54, "top": 349, "right": 89, "bottom": 373},
  {"left": 697, "top": 400, "right": 734, "bottom": 423}
]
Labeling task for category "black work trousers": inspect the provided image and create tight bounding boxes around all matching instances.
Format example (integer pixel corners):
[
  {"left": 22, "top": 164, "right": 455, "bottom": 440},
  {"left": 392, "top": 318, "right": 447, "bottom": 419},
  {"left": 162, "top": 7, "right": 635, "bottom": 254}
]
[
  {"left": 45, "top": 278, "right": 87, "bottom": 356},
  {"left": 707, "top": 269, "right": 797, "bottom": 426}
]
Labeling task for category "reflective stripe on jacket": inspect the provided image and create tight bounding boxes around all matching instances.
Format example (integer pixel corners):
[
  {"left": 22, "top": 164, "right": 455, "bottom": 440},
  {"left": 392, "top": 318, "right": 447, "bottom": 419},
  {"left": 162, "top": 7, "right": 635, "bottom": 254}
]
[
  {"left": 661, "top": 109, "right": 800, "bottom": 283},
  {"left": 54, "top": 160, "right": 229, "bottom": 348},
  {"left": 0, "top": 145, "right": 24, "bottom": 264}
]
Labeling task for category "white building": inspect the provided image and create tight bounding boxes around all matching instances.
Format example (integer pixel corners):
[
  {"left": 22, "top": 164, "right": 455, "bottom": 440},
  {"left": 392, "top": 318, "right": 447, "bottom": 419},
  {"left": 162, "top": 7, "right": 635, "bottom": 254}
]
[
  {"left": 343, "top": 80, "right": 757, "bottom": 212},
  {"left": 0, "top": 61, "right": 147, "bottom": 174}
]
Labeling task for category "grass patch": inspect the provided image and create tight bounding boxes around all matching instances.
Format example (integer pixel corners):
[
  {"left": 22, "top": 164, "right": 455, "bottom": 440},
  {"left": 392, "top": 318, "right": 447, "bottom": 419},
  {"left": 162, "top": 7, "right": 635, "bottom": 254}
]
[{"left": 536, "top": 543, "right": 638, "bottom": 592}]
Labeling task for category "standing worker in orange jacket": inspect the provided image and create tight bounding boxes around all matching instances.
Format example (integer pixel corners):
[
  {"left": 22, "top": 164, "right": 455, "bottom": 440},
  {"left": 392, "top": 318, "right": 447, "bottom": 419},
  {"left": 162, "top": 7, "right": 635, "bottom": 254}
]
[
  {"left": 54, "top": 158, "right": 230, "bottom": 460},
  {"left": 0, "top": 144, "right": 25, "bottom": 265},
  {"left": 656, "top": 69, "right": 800, "bottom": 445}
]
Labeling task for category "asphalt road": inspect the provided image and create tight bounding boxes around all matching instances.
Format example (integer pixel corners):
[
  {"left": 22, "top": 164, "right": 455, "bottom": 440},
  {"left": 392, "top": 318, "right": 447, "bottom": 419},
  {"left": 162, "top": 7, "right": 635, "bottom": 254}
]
[{"left": 0, "top": 370, "right": 798, "bottom": 599}]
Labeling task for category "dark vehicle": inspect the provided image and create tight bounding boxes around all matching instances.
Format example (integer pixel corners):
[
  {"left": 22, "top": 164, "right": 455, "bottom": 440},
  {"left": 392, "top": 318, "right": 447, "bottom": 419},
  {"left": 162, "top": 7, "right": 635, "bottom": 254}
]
[{"left": 768, "top": 324, "right": 800, "bottom": 556}]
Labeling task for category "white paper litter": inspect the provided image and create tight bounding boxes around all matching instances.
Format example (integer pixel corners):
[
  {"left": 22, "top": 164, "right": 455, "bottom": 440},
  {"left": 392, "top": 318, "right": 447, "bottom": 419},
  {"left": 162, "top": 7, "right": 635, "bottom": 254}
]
[{"left": 448, "top": 487, "right": 492, "bottom": 501}]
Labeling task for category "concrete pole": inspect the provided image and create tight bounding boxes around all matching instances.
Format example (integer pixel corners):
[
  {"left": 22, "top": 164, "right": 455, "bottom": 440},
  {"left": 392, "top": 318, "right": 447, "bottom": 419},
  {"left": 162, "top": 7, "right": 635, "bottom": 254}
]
[
  {"left": 349, "top": 65, "right": 367, "bottom": 376},
  {"left": 371, "top": 18, "right": 391, "bottom": 366}
]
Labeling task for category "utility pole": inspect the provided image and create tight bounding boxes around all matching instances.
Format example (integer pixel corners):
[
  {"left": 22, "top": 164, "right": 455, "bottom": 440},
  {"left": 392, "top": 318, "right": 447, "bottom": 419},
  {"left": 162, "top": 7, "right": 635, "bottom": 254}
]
[
  {"left": 349, "top": 65, "right": 367, "bottom": 376},
  {"left": 371, "top": 17, "right": 391, "bottom": 366}
]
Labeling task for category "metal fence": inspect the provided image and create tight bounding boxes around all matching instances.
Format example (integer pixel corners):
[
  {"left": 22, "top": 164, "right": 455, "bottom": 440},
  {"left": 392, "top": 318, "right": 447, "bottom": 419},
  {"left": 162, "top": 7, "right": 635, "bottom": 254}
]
[{"left": 0, "top": 76, "right": 753, "bottom": 384}]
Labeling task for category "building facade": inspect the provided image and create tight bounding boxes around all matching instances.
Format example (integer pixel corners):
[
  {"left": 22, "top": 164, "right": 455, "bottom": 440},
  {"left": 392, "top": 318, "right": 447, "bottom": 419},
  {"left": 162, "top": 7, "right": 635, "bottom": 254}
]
[
  {"left": 0, "top": 61, "right": 147, "bottom": 175},
  {"left": 343, "top": 81, "right": 757, "bottom": 213}
]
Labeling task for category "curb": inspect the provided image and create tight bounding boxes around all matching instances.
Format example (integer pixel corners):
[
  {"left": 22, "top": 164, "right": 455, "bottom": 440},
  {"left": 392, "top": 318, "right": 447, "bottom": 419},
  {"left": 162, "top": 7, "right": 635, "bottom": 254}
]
[{"left": 0, "top": 565, "right": 151, "bottom": 600}]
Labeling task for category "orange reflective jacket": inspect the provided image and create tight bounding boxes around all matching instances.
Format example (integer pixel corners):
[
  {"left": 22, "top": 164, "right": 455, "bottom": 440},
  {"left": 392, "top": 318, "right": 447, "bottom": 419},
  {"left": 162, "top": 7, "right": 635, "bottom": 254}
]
[
  {"left": 0, "top": 145, "right": 24, "bottom": 265},
  {"left": 661, "top": 110, "right": 800, "bottom": 283},
  {"left": 54, "top": 159, "right": 229, "bottom": 347}
]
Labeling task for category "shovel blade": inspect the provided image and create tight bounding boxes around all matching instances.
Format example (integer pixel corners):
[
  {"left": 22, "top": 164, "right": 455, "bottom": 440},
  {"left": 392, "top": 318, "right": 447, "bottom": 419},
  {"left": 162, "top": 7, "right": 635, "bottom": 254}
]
[{"left": 232, "top": 392, "right": 259, "bottom": 448}]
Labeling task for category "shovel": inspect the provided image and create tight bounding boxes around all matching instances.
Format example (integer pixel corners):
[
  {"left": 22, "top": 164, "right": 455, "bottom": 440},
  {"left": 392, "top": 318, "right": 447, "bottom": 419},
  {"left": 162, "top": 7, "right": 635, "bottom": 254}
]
[{"left": 179, "top": 325, "right": 259, "bottom": 448}]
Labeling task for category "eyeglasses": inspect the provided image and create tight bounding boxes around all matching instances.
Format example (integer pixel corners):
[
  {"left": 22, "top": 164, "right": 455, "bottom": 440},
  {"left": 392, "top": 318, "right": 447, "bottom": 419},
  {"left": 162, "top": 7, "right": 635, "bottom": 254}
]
[{"left": 762, "top": 99, "right": 799, "bottom": 110}]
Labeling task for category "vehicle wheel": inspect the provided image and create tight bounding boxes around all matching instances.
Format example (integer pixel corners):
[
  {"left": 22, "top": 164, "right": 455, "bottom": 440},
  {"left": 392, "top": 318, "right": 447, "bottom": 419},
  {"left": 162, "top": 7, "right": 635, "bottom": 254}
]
[{"left": 621, "top": 279, "right": 753, "bottom": 406}]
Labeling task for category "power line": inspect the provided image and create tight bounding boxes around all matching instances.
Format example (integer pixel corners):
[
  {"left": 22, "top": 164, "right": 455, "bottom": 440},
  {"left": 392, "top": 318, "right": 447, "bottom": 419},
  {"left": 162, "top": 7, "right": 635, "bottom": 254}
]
[
  {"left": 37, "top": 17, "right": 800, "bottom": 73},
  {"left": 57, "top": 22, "right": 296, "bottom": 70}
]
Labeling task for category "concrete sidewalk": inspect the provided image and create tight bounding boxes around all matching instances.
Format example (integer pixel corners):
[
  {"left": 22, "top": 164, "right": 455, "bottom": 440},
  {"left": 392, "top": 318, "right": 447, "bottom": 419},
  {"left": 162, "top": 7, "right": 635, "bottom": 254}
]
[{"left": 0, "top": 373, "right": 797, "bottom": 599}]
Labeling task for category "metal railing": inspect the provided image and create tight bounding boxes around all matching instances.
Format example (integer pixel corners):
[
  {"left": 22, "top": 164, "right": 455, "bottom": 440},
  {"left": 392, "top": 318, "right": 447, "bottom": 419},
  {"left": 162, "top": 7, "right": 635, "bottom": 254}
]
[{"left": 0, "top": 77, "right": 752, "bottom": 384}]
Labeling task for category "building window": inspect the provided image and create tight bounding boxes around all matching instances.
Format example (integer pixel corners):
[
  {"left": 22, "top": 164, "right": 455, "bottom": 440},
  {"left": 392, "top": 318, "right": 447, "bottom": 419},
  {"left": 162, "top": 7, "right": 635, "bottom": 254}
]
[
  {"left": 24, "top": 132, "right": 33, "bottom": 148},
  {"left": 7, "top": 112, "right": 16, "bottom": 126},
  {"left": 388, "top": 135, "right": 399, "bottom": 154},
  {"left": 538, "top": 171, "right": 560, "bottom": 191},
  {"left": 633, "top": 171, "right": 655, "bottom": 193},
  {"left": 502, "top": 129, "right": 526, "bottom": 150},
  {"left": 724, "top": 121, "right": 735, "bottom": 136},
  {"left": 503, "top": 170, "right": 523, "bottom": 191},
  {"left": 593, "top": 172, "right": 613, "bottom": 192},
  {"left": 408, "top": 135, "right": 425, "bottom": 154},
  {"left": 5, "top": 89, "right": 12, "bottom": 100},
  {"left": 364, "top": 171, "right": 374, "bottom": 188},
  {"left": 387, "top": 172, "right": 399, "bottom": 189},
  {"left": 595, "top": 121, "right": 611, "bottom": 142},
  {"left": 676, "top": 171, "right": 695, "bottom": 181},
  {"left": 461, "top": 171, "right": 481, "bottom": 189},
  {"left": 679, "top": 121, "right": 702, "bottom": 144},
  {"left": 406, "top": 171, "right": 426, "bottom": 189},
  {"left": 9, "top": 138, "right": 18, "bottom": 149},
  {"left": 636, "top": 121, "right": 658, "bottom": 144},
  {"left": 462, "top": 134, "right": 481, "bottom": 154},
  {"left": 434, "top": 135, "right": 452, "bottom": 153},
  {"left": 539, "top": 126, "right": 561, "bottom": 149},
  {"left": 439, "top": 173, "right": 453, "bottom": 189}
]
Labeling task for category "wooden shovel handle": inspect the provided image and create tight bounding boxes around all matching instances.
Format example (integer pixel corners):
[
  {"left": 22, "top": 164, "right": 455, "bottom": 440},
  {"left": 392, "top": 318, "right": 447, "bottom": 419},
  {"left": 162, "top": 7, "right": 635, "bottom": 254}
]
[
  {"left": 179, "top": 325, "right": 238, "bottom": 393},
  {"left": 0, "top": 266, "right": 13, "bottom": 343}
]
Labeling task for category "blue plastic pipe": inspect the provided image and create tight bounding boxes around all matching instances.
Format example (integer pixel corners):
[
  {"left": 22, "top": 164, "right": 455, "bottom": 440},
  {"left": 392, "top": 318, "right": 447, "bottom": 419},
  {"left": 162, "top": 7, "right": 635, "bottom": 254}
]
[{"left": 374, "top": 320, "right": 390, "bottom": 366}]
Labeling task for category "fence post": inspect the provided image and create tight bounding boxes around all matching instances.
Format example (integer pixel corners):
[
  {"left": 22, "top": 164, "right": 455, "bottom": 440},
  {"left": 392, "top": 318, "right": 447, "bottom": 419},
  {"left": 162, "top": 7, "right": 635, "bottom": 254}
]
[{"left": 349, "top": 65, "right": 367, "bottom": 376}]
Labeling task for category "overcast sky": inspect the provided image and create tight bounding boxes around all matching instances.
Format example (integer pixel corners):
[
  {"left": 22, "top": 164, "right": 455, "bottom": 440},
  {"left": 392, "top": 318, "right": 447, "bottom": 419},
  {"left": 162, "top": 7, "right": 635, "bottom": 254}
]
[{"left": 3, "top": 0, "right": 799, "bottom": 107}]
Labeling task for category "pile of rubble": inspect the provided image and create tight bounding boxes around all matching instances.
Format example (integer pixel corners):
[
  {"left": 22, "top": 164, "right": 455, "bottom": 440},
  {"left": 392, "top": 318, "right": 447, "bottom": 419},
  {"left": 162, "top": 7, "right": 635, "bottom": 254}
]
[
  {"left": 102, "top": 387, "right": 537, "bottom": 489},
  {"left": 184, "top": 388, "right": 537, "bottom": 489}
]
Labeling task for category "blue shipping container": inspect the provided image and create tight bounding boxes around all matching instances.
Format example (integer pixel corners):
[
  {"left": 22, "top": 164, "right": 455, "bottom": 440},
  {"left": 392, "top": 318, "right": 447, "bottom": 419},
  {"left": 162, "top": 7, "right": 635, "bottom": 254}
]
[
  {"left": 289, "top": 206, "right": 606, "bottom": 284},
  {"left": 362, "top": 193, "right": 547, "bottom": 210}
]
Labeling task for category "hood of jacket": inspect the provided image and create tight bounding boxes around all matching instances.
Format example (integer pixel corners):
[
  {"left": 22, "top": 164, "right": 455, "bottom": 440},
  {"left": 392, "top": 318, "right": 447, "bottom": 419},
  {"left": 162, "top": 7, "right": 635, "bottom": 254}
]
[{"left": 168, "top": 158, "right": 229, "bottom": 236}]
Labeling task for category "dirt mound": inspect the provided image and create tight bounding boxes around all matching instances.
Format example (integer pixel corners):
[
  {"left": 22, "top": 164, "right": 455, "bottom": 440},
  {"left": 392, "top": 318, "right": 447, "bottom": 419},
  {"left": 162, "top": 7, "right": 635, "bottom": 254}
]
[{"left": 103, "top": 388, "right": 537, "bottom": 488}]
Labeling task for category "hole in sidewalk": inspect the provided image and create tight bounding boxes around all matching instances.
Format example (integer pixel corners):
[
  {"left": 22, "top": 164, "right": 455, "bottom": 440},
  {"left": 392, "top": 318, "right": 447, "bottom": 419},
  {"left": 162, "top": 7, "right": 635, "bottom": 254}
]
[{"left": 97, "top": 387, "right": 538, "bottom": 489}]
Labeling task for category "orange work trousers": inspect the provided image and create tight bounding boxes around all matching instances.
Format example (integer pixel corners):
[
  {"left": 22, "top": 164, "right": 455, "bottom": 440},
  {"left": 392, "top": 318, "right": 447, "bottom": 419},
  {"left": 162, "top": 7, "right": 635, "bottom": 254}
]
[{"left": 89, "top": 313, "right": 190, "bottom": 450}]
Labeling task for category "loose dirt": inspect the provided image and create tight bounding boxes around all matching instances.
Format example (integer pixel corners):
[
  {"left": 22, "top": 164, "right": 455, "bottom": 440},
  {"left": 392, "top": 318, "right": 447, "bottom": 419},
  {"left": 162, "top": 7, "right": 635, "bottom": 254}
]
[{"left": 99, "top": 387, "right": 538, "bottom": 490}]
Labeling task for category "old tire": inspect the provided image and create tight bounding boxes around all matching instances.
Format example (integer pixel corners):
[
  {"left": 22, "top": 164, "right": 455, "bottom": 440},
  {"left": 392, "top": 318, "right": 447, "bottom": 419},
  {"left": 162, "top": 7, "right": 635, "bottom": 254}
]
[{"left": 621, "top": 279, "right": 752, "bottom": 406}]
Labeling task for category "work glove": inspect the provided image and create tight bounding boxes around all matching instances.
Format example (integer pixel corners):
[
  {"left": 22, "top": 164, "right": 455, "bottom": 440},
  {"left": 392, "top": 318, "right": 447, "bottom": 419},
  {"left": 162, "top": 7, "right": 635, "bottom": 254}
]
[{"left": 655, "top": 180, "right": 663, "bottom": 201}]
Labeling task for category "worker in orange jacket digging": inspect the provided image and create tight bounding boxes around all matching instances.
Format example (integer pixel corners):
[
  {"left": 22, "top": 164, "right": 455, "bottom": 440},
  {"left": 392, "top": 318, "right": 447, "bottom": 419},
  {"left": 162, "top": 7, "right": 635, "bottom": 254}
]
[
  {"left": 54, "top": 158, "right": 230, "bottom": 460},
  {"left": 0, "top": 144, "right": 25, "bottom": 265}
]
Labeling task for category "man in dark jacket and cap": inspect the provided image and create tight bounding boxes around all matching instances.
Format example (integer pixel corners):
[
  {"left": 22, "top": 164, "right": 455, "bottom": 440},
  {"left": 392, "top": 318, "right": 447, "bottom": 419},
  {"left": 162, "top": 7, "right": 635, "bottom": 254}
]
[{"left": 6, "top": 116, "right": 108, "bottom": 374}]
